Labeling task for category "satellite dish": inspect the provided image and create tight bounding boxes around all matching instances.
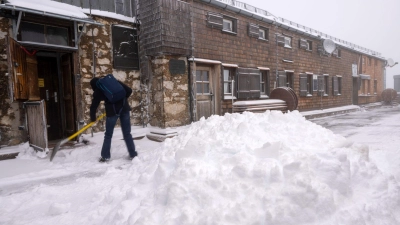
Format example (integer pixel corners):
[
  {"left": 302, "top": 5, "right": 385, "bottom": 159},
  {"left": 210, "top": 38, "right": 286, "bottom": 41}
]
[
  {"left": 387, "top": 58, "right": 395, "bottom": 67},
  {"left": 322, "top": 39, "right": 336, "bottom": 54}
]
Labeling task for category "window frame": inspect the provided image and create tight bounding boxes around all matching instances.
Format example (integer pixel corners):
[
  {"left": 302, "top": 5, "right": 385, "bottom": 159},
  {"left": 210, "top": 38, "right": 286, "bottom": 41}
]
[
  {"left": 259, "top": 27, "right": 269, "bottom": 41},
  {"left": 323, "top": 74, "right": 329, "bottom": 96},
  {"left": 223, "top": 67, "right": 236, "bottom": 99},
  {"left": 196, "top": 70, "right": 211, "bottom": 95},
  {"left": 222, "top": 16, "right": 237, "bottom": 34},
  {"left": 284, "top": 36, "right": 292, "bottom": 48},
  {"left": 299, "top": 73, "right": 313, "bottom": 97},
  {"left": 260, "top": 70, "right": 270, "bottom": 97}
]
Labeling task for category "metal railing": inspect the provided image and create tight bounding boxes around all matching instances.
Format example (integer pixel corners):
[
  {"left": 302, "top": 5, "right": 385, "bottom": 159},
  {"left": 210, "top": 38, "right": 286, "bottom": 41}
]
[{"left": 214, "top": 0, "right": 382, "bottom": 57}]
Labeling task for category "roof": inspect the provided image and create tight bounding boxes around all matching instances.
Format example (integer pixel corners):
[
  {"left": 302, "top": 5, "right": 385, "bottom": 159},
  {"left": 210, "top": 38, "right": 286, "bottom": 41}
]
[
  {"left": 0, "top": 0, "right": 136, "bottom": 25},
  {"left": 202, "top": 0, "right": 385, "bottom": 60}
]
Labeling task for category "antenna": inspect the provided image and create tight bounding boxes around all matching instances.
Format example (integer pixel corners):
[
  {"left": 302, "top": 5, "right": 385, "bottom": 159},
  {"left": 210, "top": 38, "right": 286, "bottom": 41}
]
[
  {"left": 322, "top": 39, "right": 336, "bottom": 54},
  {"left": 387, "top": 58, "right": 395, "bottom": 67}
]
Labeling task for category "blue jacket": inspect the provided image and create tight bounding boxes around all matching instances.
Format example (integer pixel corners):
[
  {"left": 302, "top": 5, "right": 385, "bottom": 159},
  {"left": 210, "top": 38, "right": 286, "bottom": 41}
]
[{"left": 89, "top": 77, "right": 132, "bottom": 122}]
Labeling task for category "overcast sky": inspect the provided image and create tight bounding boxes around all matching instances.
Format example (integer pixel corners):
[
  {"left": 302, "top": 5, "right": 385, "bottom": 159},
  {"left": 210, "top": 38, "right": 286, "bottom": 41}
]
[{"left": 241, "top": 0, "right": 400, "bottom": 88}]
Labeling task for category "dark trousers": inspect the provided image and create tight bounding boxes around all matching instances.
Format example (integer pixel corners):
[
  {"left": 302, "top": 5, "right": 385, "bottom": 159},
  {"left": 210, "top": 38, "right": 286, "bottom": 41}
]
[{"left": 101, "top": 110, "right": 136, "bottom": 159}]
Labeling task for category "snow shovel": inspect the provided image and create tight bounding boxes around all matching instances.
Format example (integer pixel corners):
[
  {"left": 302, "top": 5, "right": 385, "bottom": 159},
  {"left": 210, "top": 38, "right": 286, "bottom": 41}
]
[{"left": 50, "top": 113, "right": 106, "bottom": 161}]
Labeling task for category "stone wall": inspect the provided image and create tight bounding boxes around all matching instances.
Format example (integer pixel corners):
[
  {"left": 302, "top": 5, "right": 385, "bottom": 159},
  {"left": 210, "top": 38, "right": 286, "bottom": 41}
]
[
  {"left": 0, "top": 18, "right": 27, "bottom": 146},
  {"left": 79, "top": 16, "right": 143, "bottom": 132},
  {"left": 148, "top": 55, "right": 191, "bottom": 128}
]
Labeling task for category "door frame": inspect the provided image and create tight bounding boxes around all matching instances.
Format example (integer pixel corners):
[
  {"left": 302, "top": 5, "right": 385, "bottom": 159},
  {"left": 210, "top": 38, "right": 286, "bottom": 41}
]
[{"left": 190, "top": 62, "right": 221, "bottom": 121}]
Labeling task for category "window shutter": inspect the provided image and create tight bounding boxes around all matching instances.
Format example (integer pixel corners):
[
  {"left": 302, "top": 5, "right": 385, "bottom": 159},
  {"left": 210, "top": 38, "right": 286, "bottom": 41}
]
[
  {"left": 299, "top": 39, "right": 308, "bottom": 50},
  {"left": 248, "top": 23, "right": 259, "bottom": 38},
  {"left": 332, "top": 76, "right": 339, "bottom": 96},
  {"left": 278, "top": 71, "right": 286, "bottom": 87},
  {"left": 299, "top": 74, "right": 308, "bottom": 97},
  {"left": 276, "top": 34, "right": 285, "bottom": 47},
  {"left": 248, "top": 68, "right": 261, "bottom": 98},
  {"left": 207, "top": 12, "right": 223, "bottom": 29},
  {"left": 317, "top": 75, "right": 324, "bottom": 96}
]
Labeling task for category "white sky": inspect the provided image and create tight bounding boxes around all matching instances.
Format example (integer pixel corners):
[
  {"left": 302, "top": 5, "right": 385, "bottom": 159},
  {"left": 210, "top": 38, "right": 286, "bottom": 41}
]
[
  {"left": 242, "top": 0, "right": 400, "bottom": 88},
  {"left": 0, "top": 107, "right": 400, "bottom": 224}
]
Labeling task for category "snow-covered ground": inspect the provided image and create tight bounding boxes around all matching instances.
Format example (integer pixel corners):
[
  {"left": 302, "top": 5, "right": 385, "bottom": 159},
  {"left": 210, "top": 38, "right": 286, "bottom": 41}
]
[{"left": 1, "top": 107, "right": 400, "bottom": 225}]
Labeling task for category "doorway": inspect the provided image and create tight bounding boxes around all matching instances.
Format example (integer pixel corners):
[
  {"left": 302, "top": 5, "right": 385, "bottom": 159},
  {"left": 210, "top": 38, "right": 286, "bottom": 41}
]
[
  {"left": 195, "top": 66, "right": 214, "bottom": 120},
  {"left": 352, "top": 77, "right": 359, "bottom": 105},
  {"left": 36, "top": 52, "right": 76, "bottom": 141}
]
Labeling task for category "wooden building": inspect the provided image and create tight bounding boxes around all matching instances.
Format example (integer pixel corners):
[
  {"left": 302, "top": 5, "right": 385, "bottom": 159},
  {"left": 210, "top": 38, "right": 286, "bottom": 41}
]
[{"left": 0, "top": 0, "right": 387, "bottom": 147}]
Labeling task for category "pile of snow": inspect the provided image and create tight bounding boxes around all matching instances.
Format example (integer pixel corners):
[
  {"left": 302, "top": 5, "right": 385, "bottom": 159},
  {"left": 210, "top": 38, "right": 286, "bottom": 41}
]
[{"left": 0, "top": 111, "right": 399, "bottom": 225}]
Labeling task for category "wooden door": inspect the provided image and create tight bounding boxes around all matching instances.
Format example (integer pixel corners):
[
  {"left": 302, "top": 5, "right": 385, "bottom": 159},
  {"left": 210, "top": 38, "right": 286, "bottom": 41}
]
[
  {"left": 24, "top": 100, "right": 48, "bottom": 151},
  {"left": 38, "top": 56, "right": 62, "bottom": 140},
  {"left": 353, "top": 77, "right": 359, "bottom": 105},
  {"left": 7, "top": 37, "right": 40, "bottom": 100},
  {"left": 196, "top": 67, "right": 214, "bottom": 120},
  {"left": 61, "top": 54, "right": 75, "bottom": 136}
]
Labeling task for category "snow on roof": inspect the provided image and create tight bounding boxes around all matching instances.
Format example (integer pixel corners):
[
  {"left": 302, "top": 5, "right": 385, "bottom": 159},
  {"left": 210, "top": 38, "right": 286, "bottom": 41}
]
[
  {"left": 209, "top": 0, "right": 384, "bottom": 59},
  {"left": 6, "top": 0, "right": 89, "bottom": 19},
  {"left": 3, "top": 0, "right": 136, "bottom": 24},
  {"left": 81, "top": 9, "right": 136, "bottom": 24}
]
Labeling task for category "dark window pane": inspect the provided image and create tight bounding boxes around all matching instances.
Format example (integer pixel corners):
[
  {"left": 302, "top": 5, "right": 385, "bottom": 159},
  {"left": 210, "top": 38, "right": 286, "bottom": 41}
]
[
  {"left": 196, "top": 71, "right": 202, "bottom": 81},
  {"left": 202, "top": 71, "right": 209, "bottom": 81},
  {"left": 224, "top": 82, "right": 232, "bottom": 94},
  {"left": 20, "top": 22, "right": 45, "bottom": 43},
  {"left": 204, "top": 83, "right": 209, "bottom": 93},
  {"left": 47, "top": 26, "right": 69, "bottom": 46},
  {"left": 197, "top": 83, "right": 202, "bottom": 94},
  {"left": 224, "top": 70, "right": 230, "bottom": 81}
]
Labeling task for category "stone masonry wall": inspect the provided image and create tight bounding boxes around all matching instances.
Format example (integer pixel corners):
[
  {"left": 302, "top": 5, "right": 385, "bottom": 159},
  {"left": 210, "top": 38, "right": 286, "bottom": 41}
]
[
  {"left": 149, "top": 55, "right": 190, "bottom": 128},
  {"left": 0, "top": 18, "right": 27, "bottom": 146},
  {"left": 190, "top": 0, "right": 385, "bottom": 112},
  {"left": 79, "top": 16, "right": 143, "bottom": 132}
]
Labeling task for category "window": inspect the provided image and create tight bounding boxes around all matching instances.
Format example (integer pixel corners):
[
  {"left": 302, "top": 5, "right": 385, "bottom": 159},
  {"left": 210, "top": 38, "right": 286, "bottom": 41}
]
[
  {"left": 368, "top": 57, "right": 371, "bottom": 66},
  {"left": 237, "top": 68, "right": 261, "bottom": 99},
  {"left": 333, "top": 48, "right": 341, "bottom": 58},
  {"left": 112, "top": 25, "right": 139, "bottom": 70},
  {"left": 222, "top": 17, "right": 237, "bottom": 33},
  {"left": 332, "top": 76, "right": 342, "bottom": 96},
  {"left": 277, "top": 34, "right": 291, "bottom": 48},
  {"left": 259, "top": 28, "right": 268, "bottom": 40},
  {"left": 313, "top": 75, "right": 319, "bottom": 92},
  {"left": 196, "top": 70, "right": 210, "bottom": 94},
  {"left": 284, "top": 36, "right": 292, "bottom": 48},
  {"left": 260, "top": 70, "right": 270, "bottom": 97},
  {"left": 374, "top": 79, "right": 377, "bottom": 94},
  {"left": 20, "top": 22, "right": 69, "bottom": 46},
  {"left": 324, "top": 75, "right": 329, "bottom": 96},
  {"left": 278, "top": 71, "right": 294, "bottom": 89},
  {"left": 299, "top": 39, "right": 312, "bottom": 51},
  {"left": 223, "top": 68, "right": 235, "bottom": 98},
  {"left": 299, "top": 73, "right": 313, "bottom": 97},
  {"left": 223, "top": 19, "right": 233, "bottom": 31}
]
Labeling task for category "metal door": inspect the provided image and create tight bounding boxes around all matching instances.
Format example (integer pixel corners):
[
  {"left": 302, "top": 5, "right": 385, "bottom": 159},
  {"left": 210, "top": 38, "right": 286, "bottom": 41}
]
[
  {"left": 24, "top": 100, "right": 48, "bottom": 151},
  {"left": 195, "top": 67, "right": 214, "bottom": 120}
]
